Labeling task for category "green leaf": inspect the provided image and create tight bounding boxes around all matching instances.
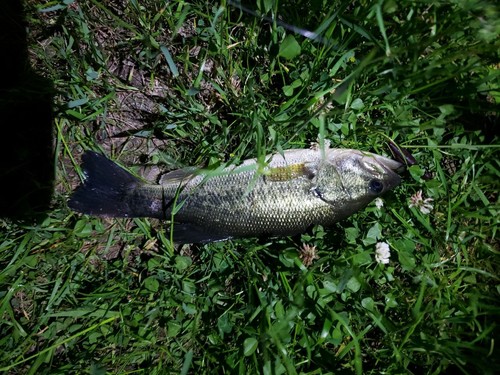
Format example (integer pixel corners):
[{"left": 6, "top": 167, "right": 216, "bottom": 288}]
[
  {"left": 85, "top": 68, "right": 99, "bottom": 81},
  {"left": 438, "top": 104, "right": 455, "bottom": 116},
  {"left": 243, "top": 337, "right": 258, "bottom": 356},
  {"left": 144, "top": 277, "right": 159, "bottom": 292},
  {"left": 398, "top": 251, "right": 416, "bottom": 271},
  {"left": 39, "top": 3, "right": 66, "bottom": 12},
  {"left": 282, "top": 79, "right": 301, "bottom": 96},
  {"left": 167, "top": 321, "right": 182, "bottom": 337},
  {"left": 278, "top": 35, "right": 301, "bottom": 60},
  {"left": 345, "top": 227, "right": 360, "bottom": 244},
  {"left": 217, "top": 313, "right": 233, "bottom": 337},
  {"left": 331, "top": 324, "right": 343, "bottom": 345},
  {"left": 408, "top": 165, "right": 425, "bottom": 181},
  {"left": 393, "top": 239, "right": 416, "bottom": 253},
  {"left": 363, "top": 223, "right": 382, "bottom": 245},
  {"left": 182, "top": 303, "right": 197, "bottom": 315},
  {"left": 180, "top": 349, "right": 193, "bottom": 375},
  {"left": 319, "top": 318, "right": 332, "bottom": 342},
  {"left": 68, "top": 97, "right": 88, "bottom": 108},
  {"left": 361, "top": 297, "right": 375, "bottom": 311},
  {"left": 89, "top": 362, "right": 106, "bottom": 375},
  {"left": 175, "top": 256, "right": 192, "bottom": 271},
  {"left": 352, "top": 250, "right": 372, "bottom": 266},
  {"left": 73, "top": 219, "right": 93, "bottom": 237},
  {"left": 283, "top": 85, "right": 294, "bottom": 96},
  {"left": 263, "top": 0, "right": 273, "bottom": 13},
  {"left": 347, "top": 276, "right": 361, "bottom": 292},
  {"left": 384, "top": 293, "right": 398, "bottom": 309},
  {"left": 350, "top": 98, "right": 364, "bottom": 110},
  {"left": 160, "top": 45, "right": 179, "bottom": 77}
]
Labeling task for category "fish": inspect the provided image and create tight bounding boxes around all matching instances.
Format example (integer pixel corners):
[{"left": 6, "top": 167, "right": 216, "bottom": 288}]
[{"left": 68, "top": 143, "right": 402, "bottom": 243}]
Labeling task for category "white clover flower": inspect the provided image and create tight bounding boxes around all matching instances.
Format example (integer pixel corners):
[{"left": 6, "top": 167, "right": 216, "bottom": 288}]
[
  {"left": 409, "top": 190, "right": 434, "bottom": 214},
  {"left": 299, "top": 243, "right": 319, "bottom": 267},
  {"left": 374, "top": 198, "right": 384, "bottom": 209},
  {"left": 375, "top": 242, "right": 391, "bottom": 265}
]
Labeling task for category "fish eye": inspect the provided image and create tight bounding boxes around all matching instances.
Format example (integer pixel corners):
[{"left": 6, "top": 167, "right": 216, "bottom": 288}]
[{"left": 369, "top": 179, "right": 384, "bottom": 194}]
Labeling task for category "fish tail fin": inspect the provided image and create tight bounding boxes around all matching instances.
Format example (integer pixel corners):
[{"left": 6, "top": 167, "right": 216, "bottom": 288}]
[{"left": 68, "top": 151, "right": 164, "bottom": 219}]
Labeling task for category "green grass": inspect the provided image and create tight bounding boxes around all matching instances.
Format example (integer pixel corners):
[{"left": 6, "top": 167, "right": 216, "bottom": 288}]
[{"left": 1, "top": 0, "right": 499, "bottom": 373}]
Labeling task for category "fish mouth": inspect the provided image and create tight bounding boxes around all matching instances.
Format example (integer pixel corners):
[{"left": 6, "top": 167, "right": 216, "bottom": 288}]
[
  {"left": 373, "top": 154, "right": 404, "bottom": 173},
  {"left": 372, "top": 154, "right": 404, "bottom": 190}
]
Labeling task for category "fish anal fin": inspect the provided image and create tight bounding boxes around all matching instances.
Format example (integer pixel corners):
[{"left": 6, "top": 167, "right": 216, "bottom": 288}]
[{"left": 171, "top": 223, "right": 232, "bottom": 244}]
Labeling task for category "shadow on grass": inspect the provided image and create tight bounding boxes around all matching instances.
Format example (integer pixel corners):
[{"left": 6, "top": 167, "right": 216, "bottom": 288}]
[{"left": 0, "top": 0, "right": 54, "bottom": 221}]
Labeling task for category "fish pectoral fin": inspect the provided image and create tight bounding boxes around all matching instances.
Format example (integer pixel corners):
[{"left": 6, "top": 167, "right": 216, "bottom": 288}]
[{"left": 171, "top": 223, "right": 232, "bottom": 244}]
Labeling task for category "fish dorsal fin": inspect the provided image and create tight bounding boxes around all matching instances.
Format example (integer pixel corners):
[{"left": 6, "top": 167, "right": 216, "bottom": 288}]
[
  {"left": 265, "top": 162, "right": 317, "bottom": 182},
  {"left": 159, "top": 167, "right": 198, "bottom": 185}
]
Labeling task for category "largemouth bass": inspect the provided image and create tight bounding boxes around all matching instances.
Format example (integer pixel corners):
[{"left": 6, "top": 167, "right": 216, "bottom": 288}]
[{"left": 68, "top": 143, "right": 402, "bottom": 243}]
